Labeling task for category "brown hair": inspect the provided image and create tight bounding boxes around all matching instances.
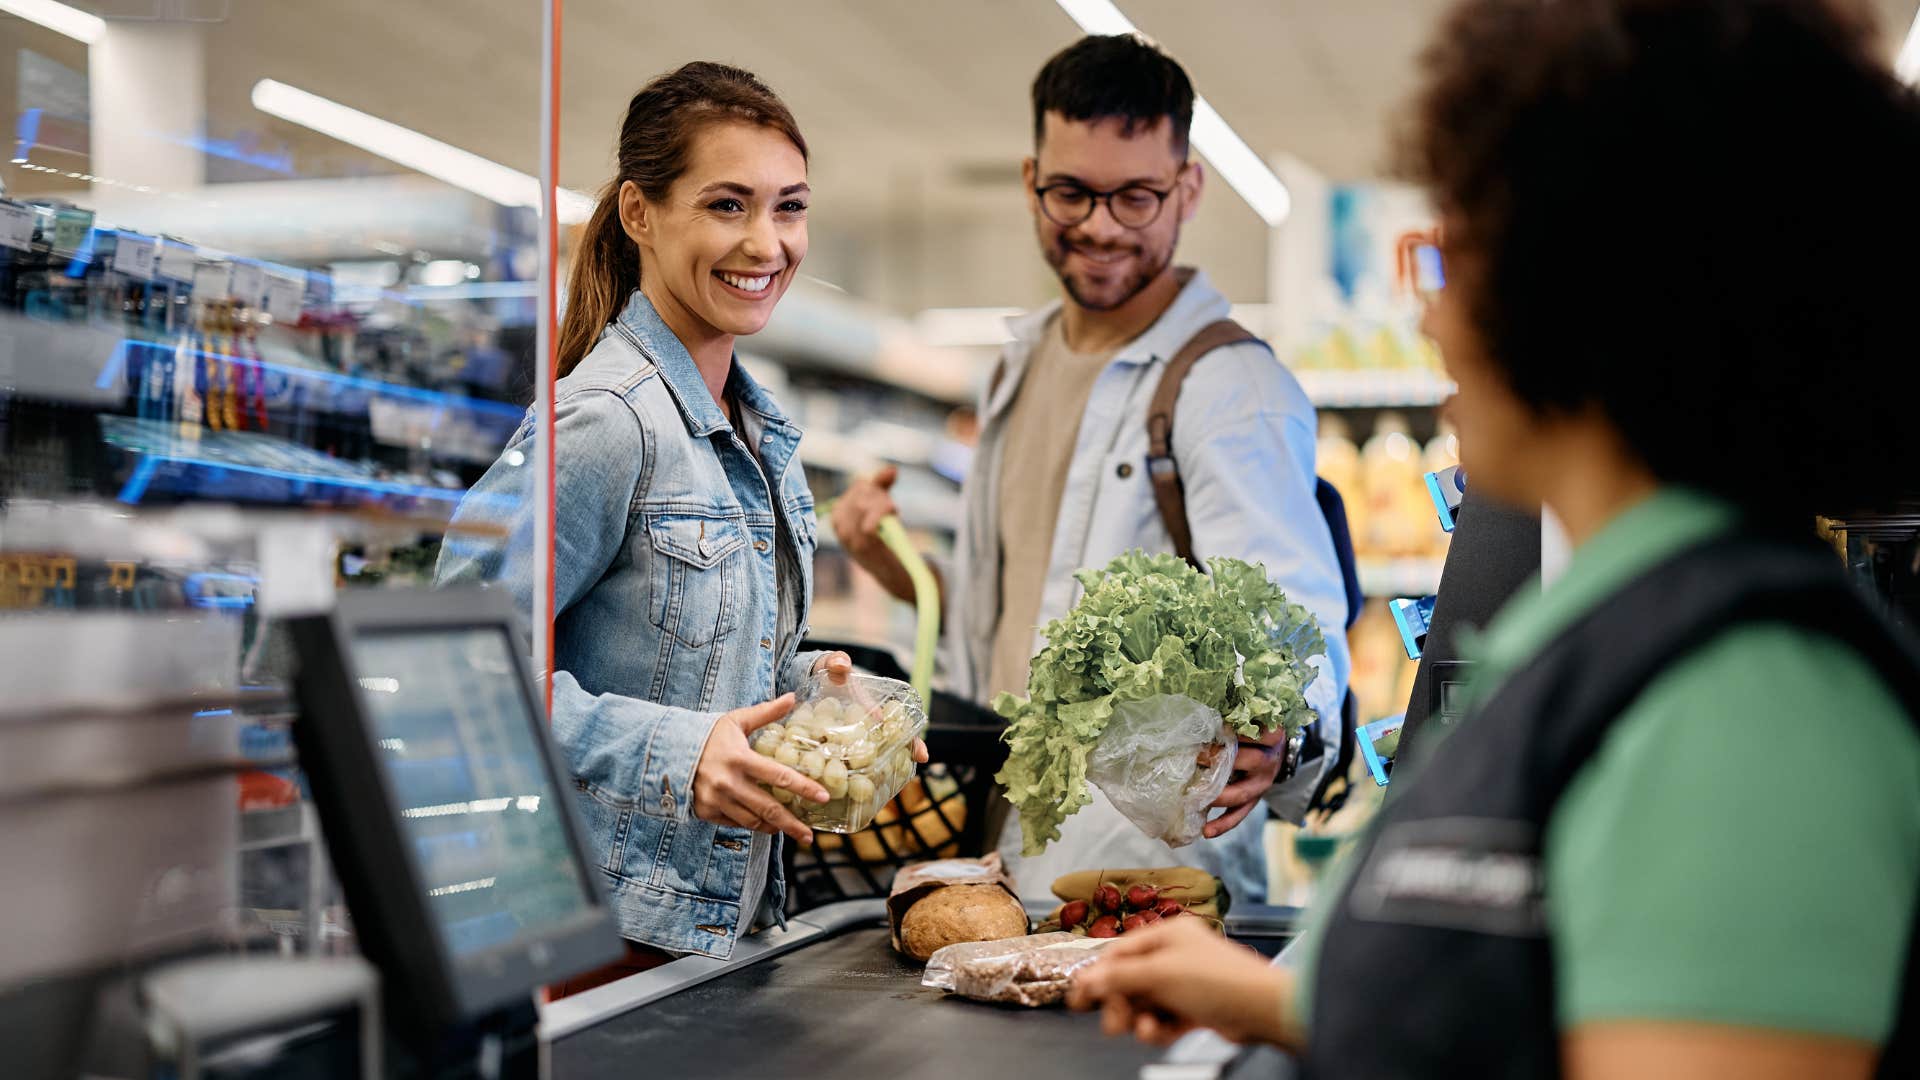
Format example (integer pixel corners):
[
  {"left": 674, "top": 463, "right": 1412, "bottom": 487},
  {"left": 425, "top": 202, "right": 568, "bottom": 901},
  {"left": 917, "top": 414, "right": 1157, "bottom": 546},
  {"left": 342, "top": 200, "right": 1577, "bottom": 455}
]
[
  {"left": 556, "top": 62, "right": 807, "bottom": 377},
  {"left": 1396, "top": 0, "right": 1920, "bottom": 522}
]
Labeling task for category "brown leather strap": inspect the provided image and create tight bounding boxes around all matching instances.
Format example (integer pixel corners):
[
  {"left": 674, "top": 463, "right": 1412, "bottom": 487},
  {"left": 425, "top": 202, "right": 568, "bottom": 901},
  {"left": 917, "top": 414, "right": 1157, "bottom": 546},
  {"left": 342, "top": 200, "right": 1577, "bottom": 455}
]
[{"left": 1146, "top": 319, "right": 1260, "bottom": 568}]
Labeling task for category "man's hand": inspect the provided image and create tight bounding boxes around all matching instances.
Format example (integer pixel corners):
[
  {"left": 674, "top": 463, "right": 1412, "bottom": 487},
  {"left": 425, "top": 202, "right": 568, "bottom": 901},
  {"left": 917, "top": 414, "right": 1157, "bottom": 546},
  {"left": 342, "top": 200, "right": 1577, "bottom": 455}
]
[
  {"left": 1203, "top": 724, "right": 1288, "bottom": 839},
  {"left": 829, "top": 466, "right": 916, "bottom": 603},
  {"left": 1068, "top": 917, "right": 1299, "bottom": 1049}
]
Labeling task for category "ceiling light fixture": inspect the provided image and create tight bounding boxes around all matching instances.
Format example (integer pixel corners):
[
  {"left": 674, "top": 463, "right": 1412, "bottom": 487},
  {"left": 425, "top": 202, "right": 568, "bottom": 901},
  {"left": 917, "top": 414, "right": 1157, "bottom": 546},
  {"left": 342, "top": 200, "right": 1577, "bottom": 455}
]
[
  {"left": 0, "top": 0, "right": 105, "bottom": 45},
  {"left": 1050, "top": 0, "right": 1291, "bottom": 225},
  {"left": 1898, "top": 10, "right": 1920, "bottom": 85},
  {"left": 250, "top": 79, "right": 594, "bottom": 224}
]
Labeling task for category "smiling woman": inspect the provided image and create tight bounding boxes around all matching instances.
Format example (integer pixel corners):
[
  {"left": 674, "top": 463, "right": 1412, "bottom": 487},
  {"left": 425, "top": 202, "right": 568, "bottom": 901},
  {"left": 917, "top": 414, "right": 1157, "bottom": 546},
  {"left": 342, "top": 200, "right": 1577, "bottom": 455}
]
[{"left": 433, "top": 63, "right": 929, "bottom": 994}]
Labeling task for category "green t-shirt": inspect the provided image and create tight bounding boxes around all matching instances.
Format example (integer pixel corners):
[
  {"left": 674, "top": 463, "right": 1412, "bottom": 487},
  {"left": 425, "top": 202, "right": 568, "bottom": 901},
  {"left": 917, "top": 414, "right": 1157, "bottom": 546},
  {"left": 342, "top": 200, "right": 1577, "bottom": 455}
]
[{"left": 1291, "top": 488, "right": 1920, "bottom": 1044}]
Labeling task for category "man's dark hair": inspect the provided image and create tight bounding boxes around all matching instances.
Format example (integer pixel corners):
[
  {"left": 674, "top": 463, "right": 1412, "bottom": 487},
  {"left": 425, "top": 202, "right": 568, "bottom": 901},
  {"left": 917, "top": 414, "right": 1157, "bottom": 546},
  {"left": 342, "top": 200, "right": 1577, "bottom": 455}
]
[
  {"left": 1400, "top": 0, "right": 1920, "bottom": 524},
  {"left": 1032, "top": 34, "right": 1194, "bottom": 155}
]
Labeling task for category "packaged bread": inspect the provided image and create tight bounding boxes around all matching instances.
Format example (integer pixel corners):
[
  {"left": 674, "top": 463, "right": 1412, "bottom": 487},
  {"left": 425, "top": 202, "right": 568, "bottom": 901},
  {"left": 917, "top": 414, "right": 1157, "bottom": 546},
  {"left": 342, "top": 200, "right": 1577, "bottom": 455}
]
[
  {"left": 922, "top": 932, "right": 1113, "bottom": 1007},
  {"left": 887, "top": 854, "right": 1028, "bottom": 962}
]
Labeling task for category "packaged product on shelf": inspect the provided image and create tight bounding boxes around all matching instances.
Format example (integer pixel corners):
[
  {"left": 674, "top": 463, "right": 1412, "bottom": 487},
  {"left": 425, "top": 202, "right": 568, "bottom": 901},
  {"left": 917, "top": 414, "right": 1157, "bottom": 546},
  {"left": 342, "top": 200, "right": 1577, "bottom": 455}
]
[
  {"left": 886, "top": 854, "right": 1028, "bottom": 962},
  {"left": 1317, "top": 415, "right": 1366, "bottom": 549},
  {"left": 750, "top": 671, "right": 927, "bottom": 833},
  {"left": 1360, "top": 412, "right": 1429, "bottom": 557}
]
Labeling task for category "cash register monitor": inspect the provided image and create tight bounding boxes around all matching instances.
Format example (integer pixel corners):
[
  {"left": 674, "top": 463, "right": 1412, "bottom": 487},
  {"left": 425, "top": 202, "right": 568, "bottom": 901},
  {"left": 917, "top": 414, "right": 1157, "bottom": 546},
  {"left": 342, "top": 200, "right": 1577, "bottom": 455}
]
[{"left": 292, "top": 589, "right": 621, "bottom": 1029}]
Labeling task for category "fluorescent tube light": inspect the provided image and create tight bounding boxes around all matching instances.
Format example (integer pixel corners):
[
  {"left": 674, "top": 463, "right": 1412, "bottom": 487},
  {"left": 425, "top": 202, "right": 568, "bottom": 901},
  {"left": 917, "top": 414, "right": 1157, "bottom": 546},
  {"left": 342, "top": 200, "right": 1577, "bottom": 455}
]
[
  {"left": 0, "top": 0, "right": 105, "bottom": 44},
  {"left": 1898, "top": 10, "right": 1920, "bottom": 85},
  {"left": 251, "top": 79, "right": 593, "bottom": 224},
  {"left": 1050, "top": 0, "right": 1291, "bottom": 225}
]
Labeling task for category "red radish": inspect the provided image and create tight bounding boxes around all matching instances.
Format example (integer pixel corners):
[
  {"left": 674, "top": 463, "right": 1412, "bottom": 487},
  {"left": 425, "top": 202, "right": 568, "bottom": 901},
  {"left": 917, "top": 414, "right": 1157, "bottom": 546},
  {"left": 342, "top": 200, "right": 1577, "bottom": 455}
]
[
  {"left": 1156, "top": 898, "right": 1185, "bottom": 919},
  {"left": 1094, "top": 884, "right": 1123, "bottom": 914},
  {"left": 1121, "top": 913, "right": 1149, "bottom": 933},
  {"left": 1126, "top": 884, "right": 1159, "bottom": 910},
  {"left": 1088, "top": 915, "right": 1120, "bottom": 939},
  {"left": 1139, "top": 909, "right": 1162, "bottom": 925},
  {"left": 1060, "top": 900, "right": 1090, "bottom": 928}
]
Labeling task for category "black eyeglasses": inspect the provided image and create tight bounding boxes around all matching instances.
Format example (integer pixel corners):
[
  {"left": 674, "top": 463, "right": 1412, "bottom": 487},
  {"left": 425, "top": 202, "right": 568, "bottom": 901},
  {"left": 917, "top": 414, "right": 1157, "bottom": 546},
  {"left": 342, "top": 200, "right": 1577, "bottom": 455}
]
[{"left": 1034, "top": 179, "right": 1178, "bottom": 229}]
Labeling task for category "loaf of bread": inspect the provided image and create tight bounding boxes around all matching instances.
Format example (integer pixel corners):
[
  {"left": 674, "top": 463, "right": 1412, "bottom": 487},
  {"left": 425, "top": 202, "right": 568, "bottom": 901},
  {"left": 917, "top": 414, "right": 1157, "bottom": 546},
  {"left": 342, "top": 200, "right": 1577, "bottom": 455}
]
[{"left": 897, "top": 883, "right": 1029, "bottom": 962}]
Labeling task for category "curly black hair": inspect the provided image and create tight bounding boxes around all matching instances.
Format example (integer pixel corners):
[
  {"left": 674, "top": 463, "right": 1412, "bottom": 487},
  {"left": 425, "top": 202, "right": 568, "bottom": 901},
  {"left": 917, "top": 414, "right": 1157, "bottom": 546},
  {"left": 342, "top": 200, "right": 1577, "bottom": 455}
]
[
  {"left": 1033, "top": 34, "right": 1194, "bottom": 154},
  {"left": 1401, "top": 0, "right": 1920, "bottom": 523}
]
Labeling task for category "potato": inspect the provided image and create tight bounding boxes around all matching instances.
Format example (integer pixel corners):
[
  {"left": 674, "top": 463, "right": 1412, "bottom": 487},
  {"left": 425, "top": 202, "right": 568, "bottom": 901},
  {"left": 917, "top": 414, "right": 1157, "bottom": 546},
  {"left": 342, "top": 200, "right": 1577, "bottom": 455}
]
[{"left": 898, "top": 884, "right": 1029, "bottom": 962}]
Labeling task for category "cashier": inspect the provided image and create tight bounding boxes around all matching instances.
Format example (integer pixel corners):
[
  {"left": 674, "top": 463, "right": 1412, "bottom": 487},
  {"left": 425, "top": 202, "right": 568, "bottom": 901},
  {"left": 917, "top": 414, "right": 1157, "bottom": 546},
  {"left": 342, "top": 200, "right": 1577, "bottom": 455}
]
[
  {"left": 439, "top": 62, "right": 922, "bottom": 991},
  {"left": 1070, "top": 0, "right": 1920, "bottom": 1076}
]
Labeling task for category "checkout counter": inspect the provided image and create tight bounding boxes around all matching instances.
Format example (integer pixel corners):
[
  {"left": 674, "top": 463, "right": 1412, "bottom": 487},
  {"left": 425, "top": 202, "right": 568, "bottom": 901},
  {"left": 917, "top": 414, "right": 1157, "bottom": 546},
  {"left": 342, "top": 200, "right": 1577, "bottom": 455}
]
[{"left": 286, "top": 589, "right": 1300, "bottom": 1080}]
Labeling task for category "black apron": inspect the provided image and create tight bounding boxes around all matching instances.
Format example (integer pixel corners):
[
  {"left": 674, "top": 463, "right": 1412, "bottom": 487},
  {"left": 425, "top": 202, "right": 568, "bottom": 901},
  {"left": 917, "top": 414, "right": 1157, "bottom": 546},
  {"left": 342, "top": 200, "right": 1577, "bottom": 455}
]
[{"left": 1305, "top": 533, "right": 1920, "bottom": 1078}]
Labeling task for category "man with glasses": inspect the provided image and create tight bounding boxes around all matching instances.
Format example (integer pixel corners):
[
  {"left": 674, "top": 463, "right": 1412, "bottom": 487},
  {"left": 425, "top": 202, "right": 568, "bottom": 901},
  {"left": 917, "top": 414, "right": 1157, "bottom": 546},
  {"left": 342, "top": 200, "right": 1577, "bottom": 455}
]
[{"left": 832, "top": 35, "right": 1350, "bottom": 900}]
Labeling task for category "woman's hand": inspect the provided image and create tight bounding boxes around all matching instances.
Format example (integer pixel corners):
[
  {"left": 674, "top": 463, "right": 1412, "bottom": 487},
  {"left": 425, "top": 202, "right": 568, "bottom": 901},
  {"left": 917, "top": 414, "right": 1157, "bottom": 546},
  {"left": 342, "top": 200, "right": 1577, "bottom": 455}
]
[
  {"left": 1068, "top": 917, "right": 1299, "bottom": 1050},
  {"left": 810, "top": 651, "right": 930, "bottom": 765},
  {"left": 692, "top": 694, "right": 829, "bottom": 844}
]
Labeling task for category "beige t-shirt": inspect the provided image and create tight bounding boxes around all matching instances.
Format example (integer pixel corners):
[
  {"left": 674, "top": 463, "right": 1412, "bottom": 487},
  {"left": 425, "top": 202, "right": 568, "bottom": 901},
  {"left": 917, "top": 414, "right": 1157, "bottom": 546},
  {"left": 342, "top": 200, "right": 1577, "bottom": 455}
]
[{"left": 988, "top": 317, "right": 1118, "bottom": 698}]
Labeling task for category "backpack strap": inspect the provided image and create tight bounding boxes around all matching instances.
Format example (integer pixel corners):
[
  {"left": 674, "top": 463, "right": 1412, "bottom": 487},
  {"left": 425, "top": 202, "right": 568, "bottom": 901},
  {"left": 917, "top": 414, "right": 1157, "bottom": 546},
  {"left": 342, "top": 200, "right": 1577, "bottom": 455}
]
[{"left": 1146, "top": 319, "right": 1260, "bottom": 567}]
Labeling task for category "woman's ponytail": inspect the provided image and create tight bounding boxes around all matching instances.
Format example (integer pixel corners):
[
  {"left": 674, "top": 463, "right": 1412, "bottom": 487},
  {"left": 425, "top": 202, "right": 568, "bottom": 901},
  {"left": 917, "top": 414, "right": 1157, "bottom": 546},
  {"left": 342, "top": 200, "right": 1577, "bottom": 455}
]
[{"left": 555, "top": 187, "right": 639, "bottom": 377}]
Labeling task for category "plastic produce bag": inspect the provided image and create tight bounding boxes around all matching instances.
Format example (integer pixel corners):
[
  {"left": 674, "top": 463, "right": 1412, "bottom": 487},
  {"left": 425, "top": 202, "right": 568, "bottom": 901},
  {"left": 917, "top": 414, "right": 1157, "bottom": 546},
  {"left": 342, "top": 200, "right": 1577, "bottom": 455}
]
[
  {"left": 922, "top": 932, "right": 1112, "bottom": 1006},
  {"left": 1085, "top": 695, "right": 1234, "bottom": 849}
]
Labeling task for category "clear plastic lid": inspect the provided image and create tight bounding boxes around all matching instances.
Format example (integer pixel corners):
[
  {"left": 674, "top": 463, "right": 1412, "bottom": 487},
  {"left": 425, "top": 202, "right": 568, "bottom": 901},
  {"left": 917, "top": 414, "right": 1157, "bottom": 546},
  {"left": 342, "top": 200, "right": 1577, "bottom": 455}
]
[{"left": 751, "top": 671, "right": 928, "bottom": 833}]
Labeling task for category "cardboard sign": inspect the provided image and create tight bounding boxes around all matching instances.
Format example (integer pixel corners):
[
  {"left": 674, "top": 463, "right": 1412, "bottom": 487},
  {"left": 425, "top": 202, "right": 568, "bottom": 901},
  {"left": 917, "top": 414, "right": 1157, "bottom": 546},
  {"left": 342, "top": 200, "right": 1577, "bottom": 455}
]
[
  {"left": 156, "top": 240, "right": 197, "bottom": 283},
  {"left": 114, "top": 233, "right": 158, "bottom": 281},
  {"left": 191, "top": 260, "right": 233, "bottom": 300},
  {"left": 0, "top": 200, "right": 34, "bottom": 253},
  {"left": 229, "top": 262, "right": 266, "bottom": 307},
  {"left": 264, "top": 272, "right": 306, "bottom": 323}
]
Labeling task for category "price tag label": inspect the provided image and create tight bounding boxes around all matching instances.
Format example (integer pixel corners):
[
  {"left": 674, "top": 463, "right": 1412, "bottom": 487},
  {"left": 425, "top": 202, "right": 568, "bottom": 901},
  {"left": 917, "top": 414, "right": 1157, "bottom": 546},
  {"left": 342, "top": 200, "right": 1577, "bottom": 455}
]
[
  {"left": 0, "top": 200, "right": 34, "bottom": 253},
  {"left": 229, "top": 262, "right": 266, "bottom": 307},
  {"left": 114, "top": 233, "right": 158, "bottom": 281},
  {"left": 51, "top": 207, "right": 94, "bottom": 256},
  {"left": 191, "top": 260, "right": 233, "bottom": 299},
  {"left": 264, "top": 272, "right": 306, "bottom": 323},
  {"left": 156, "top": 240, "right": 197, "bottom": 282}
]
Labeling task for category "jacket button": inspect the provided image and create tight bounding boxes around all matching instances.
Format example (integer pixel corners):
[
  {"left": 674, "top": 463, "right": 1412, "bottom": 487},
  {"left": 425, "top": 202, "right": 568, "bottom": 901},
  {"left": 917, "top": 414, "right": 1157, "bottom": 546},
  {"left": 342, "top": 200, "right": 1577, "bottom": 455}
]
[
  {"left": 1117, "top": 462, "right": 1134, "bottom": 479},
  {"left": 760, "top": 637, "right": 773, "bottom": 650},
  {"left": 754, "top": 539, "right": 770, "bottom": 553}
]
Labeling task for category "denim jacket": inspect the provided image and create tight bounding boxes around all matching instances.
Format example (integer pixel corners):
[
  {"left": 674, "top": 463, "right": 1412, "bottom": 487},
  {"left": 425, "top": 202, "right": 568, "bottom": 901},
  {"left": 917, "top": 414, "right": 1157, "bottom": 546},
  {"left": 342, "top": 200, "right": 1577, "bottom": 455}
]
[{"left": 437, "top": 290, "right": 819, "bottom": 958}]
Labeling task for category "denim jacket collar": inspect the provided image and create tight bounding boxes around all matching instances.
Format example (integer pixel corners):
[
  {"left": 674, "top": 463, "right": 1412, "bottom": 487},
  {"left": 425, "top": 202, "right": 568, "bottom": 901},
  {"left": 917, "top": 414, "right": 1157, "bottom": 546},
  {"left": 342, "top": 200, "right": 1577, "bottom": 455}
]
[{"left": 616, "top": 288, "right": 733, "bottom": 438}]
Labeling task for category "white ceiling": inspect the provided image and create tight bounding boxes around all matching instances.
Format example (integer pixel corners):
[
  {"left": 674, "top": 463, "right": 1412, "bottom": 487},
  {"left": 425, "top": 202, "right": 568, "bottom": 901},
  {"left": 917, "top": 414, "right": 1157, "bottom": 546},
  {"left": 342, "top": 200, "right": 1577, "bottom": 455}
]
[{"left": 12, "top": 0, "right": 1920, "bottom": 311}]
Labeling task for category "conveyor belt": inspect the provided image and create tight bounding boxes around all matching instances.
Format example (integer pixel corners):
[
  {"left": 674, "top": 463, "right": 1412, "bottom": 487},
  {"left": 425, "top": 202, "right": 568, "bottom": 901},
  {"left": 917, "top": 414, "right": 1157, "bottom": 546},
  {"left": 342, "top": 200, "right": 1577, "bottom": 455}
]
[{"left": 543, "top": 901, "right": 1300, "bottom": 1080}]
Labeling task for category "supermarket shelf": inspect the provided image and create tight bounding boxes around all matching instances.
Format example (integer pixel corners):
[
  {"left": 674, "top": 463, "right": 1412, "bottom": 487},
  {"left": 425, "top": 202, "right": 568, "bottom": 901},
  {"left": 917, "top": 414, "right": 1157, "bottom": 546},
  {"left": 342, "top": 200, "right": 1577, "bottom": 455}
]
[
  {"left": 1293, "top": 369, "right": 1454, "bottom": 409},
  {"left": 1356, "top": 557, "right": 1446, "bottom": 598},
  {"left": 100, "top": 415, "right": 474, "bottom": 512}
]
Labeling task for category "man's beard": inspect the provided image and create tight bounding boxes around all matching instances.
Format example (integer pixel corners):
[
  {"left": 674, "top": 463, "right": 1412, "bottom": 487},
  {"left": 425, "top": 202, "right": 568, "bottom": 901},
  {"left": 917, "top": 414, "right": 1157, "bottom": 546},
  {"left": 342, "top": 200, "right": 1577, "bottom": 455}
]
[{"left": 1045, "top": 235, "right": 1174, "bottom": 313}]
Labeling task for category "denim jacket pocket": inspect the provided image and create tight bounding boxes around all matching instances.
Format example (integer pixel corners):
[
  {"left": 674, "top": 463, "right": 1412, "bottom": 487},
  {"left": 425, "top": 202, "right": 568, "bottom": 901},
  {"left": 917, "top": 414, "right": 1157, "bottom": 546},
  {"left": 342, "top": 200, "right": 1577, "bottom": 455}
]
[{"left": 647, "top": 513, "right": 746, "bottom": 648}]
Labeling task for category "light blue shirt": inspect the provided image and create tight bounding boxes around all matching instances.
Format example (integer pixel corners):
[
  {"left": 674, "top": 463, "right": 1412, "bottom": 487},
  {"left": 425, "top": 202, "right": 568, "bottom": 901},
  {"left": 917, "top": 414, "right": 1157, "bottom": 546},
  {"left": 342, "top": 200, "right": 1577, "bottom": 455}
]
[{"left": 952, "top": 269, "right": 1352, "bottom": 903}]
